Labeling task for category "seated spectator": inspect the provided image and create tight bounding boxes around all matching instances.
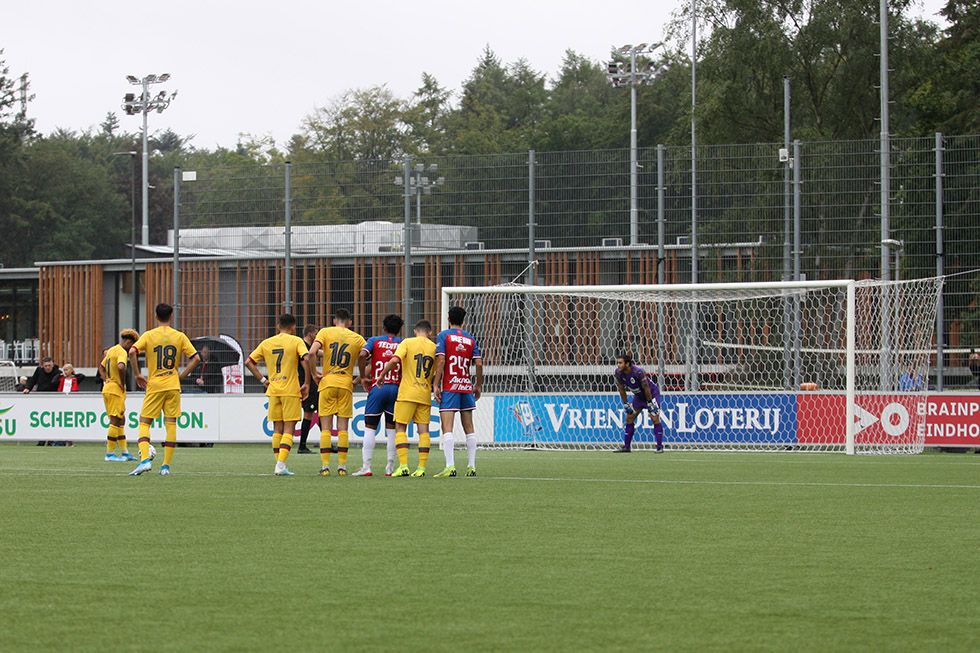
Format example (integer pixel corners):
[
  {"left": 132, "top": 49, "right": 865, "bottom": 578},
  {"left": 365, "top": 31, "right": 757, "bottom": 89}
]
[
  {"left": 898, "top": 365, "right": 924, "bottom": 392},
  {"left": 14, "top": 376, "right": 28, "bottom": 392},
  {"left": 24, "top": 357, "right": 61, "bottom": 393}
]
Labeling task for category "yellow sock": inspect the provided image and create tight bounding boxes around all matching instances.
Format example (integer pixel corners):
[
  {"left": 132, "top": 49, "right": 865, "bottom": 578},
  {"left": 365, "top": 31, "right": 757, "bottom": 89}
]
[
  {"left": 320, "top": 431, "right": 332, "bottom": 467},
  {"left": 278, "top": 433, "right": 293, "bottom": 463},
  {"left": 396, "top": 431, "right": 408, "bottom": 466},
  {"left": 107, "top": 424, "right": 118, "bottom": 454},
  {"left": 163, "top": 421, "right": 177, "bottom": 466},
  {"left": 138, "top": 422, "right": 151, "bottom": 461},
  {"left": 418, "top": 432, "right": 430, "bottom": 469},
  {"left": 272, "top": 433, "right": 282, "bottom": 460},
  {"left": 337, "top": 431, "right": 349, "bottom": 467},
  {"left": 117, "top": 431, "right": 128, "bottom": 454}
]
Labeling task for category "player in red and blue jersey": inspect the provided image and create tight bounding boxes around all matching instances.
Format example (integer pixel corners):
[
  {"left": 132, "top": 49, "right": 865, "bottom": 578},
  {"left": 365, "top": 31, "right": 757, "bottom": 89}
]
[
  {"left": 431, "top": 306, "right": 483, "bottom": 477},
  {"left": 614, "top": 353, "right": 664, "bottom": 453},
  {"left": 352, "top": 314, "right": 404, "bottom": 476}
]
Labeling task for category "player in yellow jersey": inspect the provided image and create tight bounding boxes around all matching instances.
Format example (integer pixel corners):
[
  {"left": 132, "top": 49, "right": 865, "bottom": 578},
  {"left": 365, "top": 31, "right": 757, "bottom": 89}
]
[
  {"left": 376, "top": 319, "right": 436, "bottom": 477},
  {"left": 307, "top": 308, "right": 366, "bottom": 476},
  {"left": 98, "top": 328, "right": 140, "bottom": 462},
  {"left": 127, "top": 303, "right": 200, "bottom": 476},
  {"left": 245, "top": 313, "right": 311, "bottom": 476}
]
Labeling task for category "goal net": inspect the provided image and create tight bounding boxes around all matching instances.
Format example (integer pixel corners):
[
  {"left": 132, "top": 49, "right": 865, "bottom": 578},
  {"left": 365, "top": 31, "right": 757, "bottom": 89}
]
[
  {"left": 0, "top": 361, "right": 18, "bottom": 393},
  {"left": 442, "top": 278, "right": 943, "bottom": 454}
]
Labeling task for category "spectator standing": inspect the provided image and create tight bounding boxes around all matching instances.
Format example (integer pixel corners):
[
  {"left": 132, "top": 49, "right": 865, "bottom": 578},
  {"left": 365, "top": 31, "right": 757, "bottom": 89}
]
[
  {"left": 57, "top": 364, "right": 84, "bottom": 393},
  {"left": 969, "top": 348, "right": 980, "bottom": 391},
  {"left": 193, "top": 345, "right": 225, "bottom": 393},
  {"left": 23, "top": 357, "right": 60, "bottom": 393}
]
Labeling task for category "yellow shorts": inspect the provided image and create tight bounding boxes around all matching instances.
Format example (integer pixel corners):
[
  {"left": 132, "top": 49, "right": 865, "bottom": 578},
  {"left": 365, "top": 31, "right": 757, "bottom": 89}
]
[
  {"left": 394, "top": 400, "right": 431, "bottom": 426},
  {"left": 141, "top": 390, "right": 181, "bottom": 420},
  {"left": 319, "top": 387, "right": 353, "bottom": 419},
  {"left": 268, "top": 395, "right": 302, "bottom": 423},
  {"left": 102, "top": 393, "right": 126, "bottom": 419}
]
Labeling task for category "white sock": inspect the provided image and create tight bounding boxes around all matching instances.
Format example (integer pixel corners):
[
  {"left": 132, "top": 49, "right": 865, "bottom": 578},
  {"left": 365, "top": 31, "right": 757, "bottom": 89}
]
[
  {"left": 386, "top": 426, "right": 397, "bottom": 465},
  {"left": 275, "top": 460, "right": 285, "bottom": 471},
  {"left": 442, "top": 432, "right": 455, "bottom": 467},
  {"left": 362, "top": 427, "right": 377, "bottom": 469},
  {"left": 466, "top": 433, "right": 477, "bottom": 467}
]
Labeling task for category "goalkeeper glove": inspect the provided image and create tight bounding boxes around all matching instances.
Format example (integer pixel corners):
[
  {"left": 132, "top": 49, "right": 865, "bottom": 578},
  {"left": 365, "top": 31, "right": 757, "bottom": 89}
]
[
  {"left": 647, "top": 405, "right": 660, "bottom": 418},
  {"left": 624, "top": 402, "right": 634, "bottom": 414}
]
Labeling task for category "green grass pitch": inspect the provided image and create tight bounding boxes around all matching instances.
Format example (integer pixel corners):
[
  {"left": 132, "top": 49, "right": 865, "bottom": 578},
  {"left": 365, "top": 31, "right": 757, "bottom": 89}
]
[{"left": 1, "top": 444, "right": 978, "bottom": 652}]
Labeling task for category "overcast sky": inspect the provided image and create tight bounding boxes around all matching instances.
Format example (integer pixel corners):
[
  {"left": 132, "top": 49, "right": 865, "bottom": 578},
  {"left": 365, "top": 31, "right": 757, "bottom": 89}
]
[{"left": 1, "top": 0, "right": 949, "bottom": 150}]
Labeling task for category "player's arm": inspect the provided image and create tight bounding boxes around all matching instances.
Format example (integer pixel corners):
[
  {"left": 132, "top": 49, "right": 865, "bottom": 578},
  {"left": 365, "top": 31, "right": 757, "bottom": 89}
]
[
  {"left": 307, "top": 339, "right": 323, "bottom": 385},
  {"left": 473, "top": 357, "right": 483, "bottom": 402},
  {"left": 432, "top": 354, "right": 446, "bottom": 403},
  {"left": 129, "top": 345, "right": 147, "bottom": 389},
  {"left": 357, "top": 348, "right": 372, "bottom": 392},
  {"left": 245, "top": 357, "right": 270, "bottom": 391},
  {"left": 298, "top": 350, "right": 310, "bottom": 400},
  {"left": 377, "top": 355, "right": 400, "bottom": 386},
  {"left": 641, "top": 375, "right": 653, "bottom": 403},
  {"left": 179, "top": 352, "right": 200, "bottom": 381},
  {"left": 616, "top": 380, "right": 630, "bottom": 410}
]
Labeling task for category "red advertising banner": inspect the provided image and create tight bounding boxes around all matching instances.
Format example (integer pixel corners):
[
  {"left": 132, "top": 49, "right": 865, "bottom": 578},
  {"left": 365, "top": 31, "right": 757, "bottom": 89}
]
[{"left": 922, "top": 395, "right": 980, "bottom": 447}]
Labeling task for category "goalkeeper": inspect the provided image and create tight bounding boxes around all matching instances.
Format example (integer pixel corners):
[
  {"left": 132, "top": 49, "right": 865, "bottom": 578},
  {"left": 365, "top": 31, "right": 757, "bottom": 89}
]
[{"left": 613, "top": 353, "right": 664, "bottom": 453}]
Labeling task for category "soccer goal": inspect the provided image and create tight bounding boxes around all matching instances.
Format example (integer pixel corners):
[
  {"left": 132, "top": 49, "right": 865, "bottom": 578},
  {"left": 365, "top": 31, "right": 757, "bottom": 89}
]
[
  {"left": 442, "top": 278, "right": 943, "bottom": 454},
  {"left": 0, "top": 360, "right": 18, "bottom": 393}
]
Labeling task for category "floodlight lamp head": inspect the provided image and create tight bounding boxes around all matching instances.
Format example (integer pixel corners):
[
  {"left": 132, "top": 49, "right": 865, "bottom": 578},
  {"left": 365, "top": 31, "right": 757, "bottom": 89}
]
[
  {"left": 126, "top": 75, "right": 139, "bottom": 84},
  {"left": 617, "top": 44, "right": 632, "bottom": 54},
  {"left": 414, "top": 163, "right": 424, "bottom": 172},
  {"left": 145, "top": 74, "right": 157, "bottom": 83},
  {"left": 637, "top": 42, "right": 647, "bottom": 50},
  {"left": 158, "top": 73, "right": 171, "bottom": 82},
  {"left": 394, "top": 176, "right": 403, "bottom": 185},
  {"left": 427, "top": 163, "right": 438, "bottom": 172},
  {"left": 435, "top": 177, "right": 445, "bottom": 185}
]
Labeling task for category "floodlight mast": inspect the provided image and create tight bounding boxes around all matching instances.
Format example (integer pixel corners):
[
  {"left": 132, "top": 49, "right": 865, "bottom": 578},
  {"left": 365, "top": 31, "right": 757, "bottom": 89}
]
[
  {"left": 606, "top": 43, "right": 663, "bottom": 246},
  {"left": 121, "top": 74, "right": 176, "bottom": 246}
]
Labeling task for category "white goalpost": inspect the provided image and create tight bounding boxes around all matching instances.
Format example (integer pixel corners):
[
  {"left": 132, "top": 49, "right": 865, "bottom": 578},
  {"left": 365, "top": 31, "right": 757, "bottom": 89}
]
[{"left": 442, "top": 278, "right": 943, "bottom": 454}]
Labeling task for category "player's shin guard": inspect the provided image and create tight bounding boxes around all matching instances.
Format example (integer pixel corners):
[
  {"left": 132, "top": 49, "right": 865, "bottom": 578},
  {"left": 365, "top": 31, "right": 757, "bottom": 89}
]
[
  {"left": 418, "top": 432, "right": 430, "bottom": 469},
  {"left": 107, "top": 424, "right": 119, "bottom": 454},
  {"left": 277, "top": 433, "right": 293, "bottom": 463},
  {"left": 624, "top": 423, "right": 635, "bottom": 449},
  {"left": 362, "top": 427, "right": 377, "bottom": 468},
  {"left": 337, "top": 431, "right": 349, "bottom": 467},
  {"left": 466, "top": 433, "right": 477, "bottom": 468},
  {"left": 442, "top": 432, "right": 455, "bottom": 467},
  {"left": 319, "top": 432, "right": 332, "bottom": 466},
  {"left": 163, "top": 421, "right": 177, "bottom": 466},
  {"left": 272, "top": 433, "right": 282, "bottom": 460},
  {"left": 395, "top": 431, "right": 409, "bottom": 466},
  {"left": 138, "top": 423, "right": 151, "bottom": 461},
  {"left": 654, "top": 422, "right": 664, "bottom": 449}
]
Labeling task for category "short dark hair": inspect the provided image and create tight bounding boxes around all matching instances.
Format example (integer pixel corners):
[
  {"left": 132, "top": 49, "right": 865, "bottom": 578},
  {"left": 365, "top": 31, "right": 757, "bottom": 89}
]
[
  {"left": 415, "top": 319, "right": 432, "bottom": 334},
  {"left": 383, "top": 314, "right": 404, "bottom": 335},
  {"left": 448, "top": 306, "right": 466, "bottom": 326},
  {"left": 279, "top": 313, "right": 296, "bottom": 329},
  {"left": 303, "top": 324, "right": 318, "bottom": 337},
  {"left": 156, "top": 303, "right": 174, "bottom": 321},
  {"left": 617, "top": 353, "right": 633, "bottom": 365},
  {"left": 41, "top": 356, "right": 54, "bottom": 364},
  {"left": 335, "top": 308, "right": 352, "bottom": 323}
]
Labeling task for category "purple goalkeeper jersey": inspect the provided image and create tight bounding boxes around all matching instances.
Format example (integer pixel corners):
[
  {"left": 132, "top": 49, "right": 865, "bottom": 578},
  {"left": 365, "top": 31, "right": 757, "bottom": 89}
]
[{"left": 614, "top": 364, "right": 662, "bottom": 407}]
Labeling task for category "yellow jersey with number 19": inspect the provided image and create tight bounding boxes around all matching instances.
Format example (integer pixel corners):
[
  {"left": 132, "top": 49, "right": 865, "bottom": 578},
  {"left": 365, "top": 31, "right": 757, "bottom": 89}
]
[
  {"left": 314, "top": 326, "right": 366, "bottom": 392},
  {"left": 392, "top": 336, "right": 436, "bottom": 404},
  {"left": 132, "top": 326, "right": 198, "bottom": 394},
  {"left": 248, "top": 333, "right": 309, "bottom": 397}
]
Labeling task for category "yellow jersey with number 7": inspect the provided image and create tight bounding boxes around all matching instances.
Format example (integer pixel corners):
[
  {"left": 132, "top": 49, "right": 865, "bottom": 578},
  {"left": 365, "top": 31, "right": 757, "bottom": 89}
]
[
  {"left": 392, "top": 336, "right": 436, "bottom": 404},
  {"left": 314, "top": 326, "right": 366, "bottom": 392},
  {"left": 248, "top": 333, "right": 309, "bottom": 397},
  {"left": 132, "top": 326, "right": 198, "bottom": 394}
]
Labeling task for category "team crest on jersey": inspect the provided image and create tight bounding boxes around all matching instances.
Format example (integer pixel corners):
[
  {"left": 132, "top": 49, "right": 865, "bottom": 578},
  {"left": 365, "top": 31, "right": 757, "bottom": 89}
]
[{"left": 455, "top": 342, "right": 468, "bottom": 352}]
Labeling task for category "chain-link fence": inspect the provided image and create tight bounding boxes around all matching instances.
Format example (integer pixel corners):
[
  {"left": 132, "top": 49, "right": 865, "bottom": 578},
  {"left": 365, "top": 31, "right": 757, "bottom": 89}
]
[{"left": 164, "top": 134, "right": 979, "bottom": 384}]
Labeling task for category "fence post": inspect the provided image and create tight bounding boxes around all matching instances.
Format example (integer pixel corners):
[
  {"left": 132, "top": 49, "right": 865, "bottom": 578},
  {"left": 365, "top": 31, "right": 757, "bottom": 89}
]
[
  {"left": 935, "top": 132, "right": 944, "bottom": 391},
  {"left": 173, "top": 166, "right": 180, "bottom": 327},
  {"left": 793, "top": 140, "right": 802, "bottom": 388},
  {"left": 528, "top": 150, "right": 536, "bottom": 285},
  {"left": 656, "top": 143, "right": 666, "bottom": 389},
  {"left": 403, "top": 156, "right": 413, "bottom": 325},
  {"left": 284, "top": 161, "right": 292, "bottom": 312}
]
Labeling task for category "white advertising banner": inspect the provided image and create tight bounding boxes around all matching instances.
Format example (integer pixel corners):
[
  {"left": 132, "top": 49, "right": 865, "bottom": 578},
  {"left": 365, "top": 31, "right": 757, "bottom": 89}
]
[{"left": 0, "top": 393, "right": 497, "bottom": 444}]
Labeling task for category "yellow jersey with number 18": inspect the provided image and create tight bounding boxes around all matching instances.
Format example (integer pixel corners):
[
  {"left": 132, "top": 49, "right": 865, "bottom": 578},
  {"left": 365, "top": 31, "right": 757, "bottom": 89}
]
[
  {"left": 314, "top": 326, "right": 366, "bottom": 392},
  {"left": 248, "top": 333, "right": 309, "bottom": 397},
  {"left": 132, "top": 326, "right": 198, "bottom": 394},
  {"left": 392, "top": 336, "right": 436, "bottom": 404}
]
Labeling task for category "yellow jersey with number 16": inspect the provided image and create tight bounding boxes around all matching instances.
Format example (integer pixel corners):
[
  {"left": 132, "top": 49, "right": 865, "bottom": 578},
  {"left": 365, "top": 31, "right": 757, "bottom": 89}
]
[
  {"left": 314, "top": 326, "right": 366, "bottom": 392},
  {"left": 392, "top": 336, "right": 436, "bottom": 404},
  {"left": 132, "top": 326, "right": 198, "bottom": 394}
]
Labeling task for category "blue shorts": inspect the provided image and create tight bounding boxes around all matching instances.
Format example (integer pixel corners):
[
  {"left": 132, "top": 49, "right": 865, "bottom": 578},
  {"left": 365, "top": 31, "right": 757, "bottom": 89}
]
[
  {"left": 364, "top": 383, "right": 399, "bottom": 417},
  {"left": 439, "top": 390, "right": 476, "bottom": 412}
]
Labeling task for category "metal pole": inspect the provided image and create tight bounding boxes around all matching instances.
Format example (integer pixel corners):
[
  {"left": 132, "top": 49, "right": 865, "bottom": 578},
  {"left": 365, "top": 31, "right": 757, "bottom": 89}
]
[
  {"left": 935, "top": 132, "right": 945, "bottom": 391},
  {"left": 629, "top": 48, "right": 639, "bottom": 245},
  {"left": 130, "top": 154, "right": 138, "bottom": 331},
  {"left": 656, "top": 143, "right": 666, "bottom": 389},
  {"left": 688, "top": 0, "right": 699, "bottom": 392},
  {"left": 403, "top": 156, "right": 413, "bottom": 325},
  {"left": 173, "top": 167, "right": 180, "bottom": 326},
  {"left": 793, "top": 140, "right": 802, "bottom": 388},
  {"left": 879, "top": 0, "right": 893, "bottom": 391},
  {"left": 284, "top": 161, "right": 292, "bottom": 312},
  {"left": 783, "top": 76, "right": 792, "bottom": 390},
  {"left": 528, "top": 150, "right": 536, "bottom": 285},
  {"left": 141, "top": 78, "right": 150, "bottom": 246}
]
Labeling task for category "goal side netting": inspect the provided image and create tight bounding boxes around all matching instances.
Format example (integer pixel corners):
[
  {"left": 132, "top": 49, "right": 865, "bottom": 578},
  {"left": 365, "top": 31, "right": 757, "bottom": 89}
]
[
  {"left": 0, "top": 361, "right": 17, "bottom": 393},
  {"left": 442, "top": 278, "right": 942, "bottom": 454}
]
